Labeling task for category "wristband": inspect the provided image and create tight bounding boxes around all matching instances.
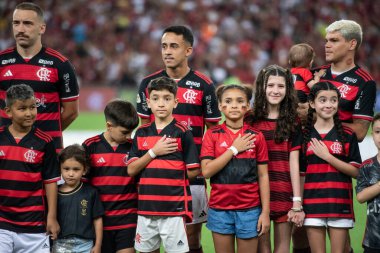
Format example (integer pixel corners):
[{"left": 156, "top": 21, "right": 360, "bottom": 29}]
[
  {"left": 228, "top": 146, "right": 238, "bottom": 156},
  {"left": 148, "top": 149, "right": 156, "bottom": 159},
  {"left": 291, "top": 206, "right": 303, "bottom": 212},
  {"left": 292, "top": 197, "right": 302, "bottom": 202}
]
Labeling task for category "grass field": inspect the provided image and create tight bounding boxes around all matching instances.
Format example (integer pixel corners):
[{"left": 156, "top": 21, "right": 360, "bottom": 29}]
[{"left": 66, "top": 112, "right": 370, "bottom": 252}]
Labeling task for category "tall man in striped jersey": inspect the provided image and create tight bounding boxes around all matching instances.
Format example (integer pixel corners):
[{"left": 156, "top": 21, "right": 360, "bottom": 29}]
[
  {"left": 137, "top": 26, "right": 221, "bottom": 253},
  {"left": 293, "top": 20, "right": 377, "bottom": 253},
  {"left": 0, "top": 2, "right": 79, "bottom": 152}
]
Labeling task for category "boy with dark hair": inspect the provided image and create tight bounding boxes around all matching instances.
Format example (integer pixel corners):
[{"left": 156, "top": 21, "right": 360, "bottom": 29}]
[
  {"left": 128, "top": 76, "right": 200, "bottom": 253},
  {"left": 356, "top": 113, "right": 380, "bottom": 253},
  {"left": 137, "top": 25, "right": 221, "bottom": 253},
  {"left": 82, "top": 99, "right": 139, "bottom": 253},
  {"left": 0, "top": 84, "right": 60, "bottom": 252}
]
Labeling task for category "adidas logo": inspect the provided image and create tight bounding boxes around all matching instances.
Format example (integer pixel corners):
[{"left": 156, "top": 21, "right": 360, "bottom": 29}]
[
  {"left": 177, "top": 240, "right": 184, "bottom": 246},
  {"left": 96, "top": 157, "right": 106, "bottom": 163},
  {"left": 198, "top": 210, "right": 207, "bottom": 218},
  {"left": 42, "top": 243, "right": 49, "bottom": 249},
  {"left": 220, "top": 141, "right": 228, "bottom": 147},
  {"left": 143, "top": 140, "right": 148, "bottom": 147},
  {"left": 0, "top": 150, "right": 5, "bottom": 156},
  {"left": 3, "top": 70, "right": 13, "bottom": 77}
]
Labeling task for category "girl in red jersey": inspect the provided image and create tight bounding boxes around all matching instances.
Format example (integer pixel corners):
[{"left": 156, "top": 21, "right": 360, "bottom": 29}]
[
  {"left": 245, "top": 65, "right": 304, "bottom": 253},
  {"left": 201, "top": 84, "right": 270, "bottom": 253},
  {"left": 302, "top": 81, "right": 361, "bottom": 253}
]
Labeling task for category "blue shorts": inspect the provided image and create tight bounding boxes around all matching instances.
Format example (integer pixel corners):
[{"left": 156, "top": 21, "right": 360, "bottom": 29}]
[
  {"left": 206, "top": 207, "right": 261, "bottom": 239},
  {"left": 53, "top": 236, "right": 93, "bottom": 253}
]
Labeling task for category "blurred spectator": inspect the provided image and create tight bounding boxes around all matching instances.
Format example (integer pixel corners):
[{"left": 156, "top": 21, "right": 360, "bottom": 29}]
[{"left": 1, "top": 0, "right": 379, "bottom": 88}]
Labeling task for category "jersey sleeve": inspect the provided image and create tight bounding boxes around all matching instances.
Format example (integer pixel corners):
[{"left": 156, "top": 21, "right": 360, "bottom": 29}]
[
  {"left": 353, "top": 79, "right": 376, "bottom": 121},
  {"left": 91, "top": 186, "right": 105, "bottom": 218},
  {"left": 126, "top": 130, "right": 142, "bottom": 166},
  {"left": 200, "top": 129, "right": 215, "bottom": 160},
  {"left": 355, "top": 163, "right": 371, "bottom": 194},
  {"left": 300, "top": 68, "right": 313, "bottom": 84},
  {"left": 82, "top": 142, "right": 92, "bottom": 180},
  {"left": 202, "top": 83, "right": 221, "bottom": 122},
  {"left": 42, "top": 140, "right": 60, "bottom": 183},
  {"left": 347, "top": 132, "right": 362, "bottom": 168},
  {"left": 136, "top": 79, "right": 152, "bottom": 119},
  {"left": 58, "top": 60, "right": 79, "bottom": 102},
  {"left": 182, "top": 130, "right": 200, "bottom": 170},
  {"left": 290, "top": 124, "right": 303, "bottom": 151},
  {"left": 255, "top": 131, "right": 268, "bottom": 164}
]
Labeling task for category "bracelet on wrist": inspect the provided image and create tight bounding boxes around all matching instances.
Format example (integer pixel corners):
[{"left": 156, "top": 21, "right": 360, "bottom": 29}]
[
  {"left": 292, "top": 196, "right": 302, "bottom": 202},
  {"left": 291, "top": 206, "right": 303, "bottom": 212},
  {"left": 228, "top": 146, "right": 238, "bottom": 156},
  {"left": 148, "top": 149, "right": 156, "bottom": 159}
]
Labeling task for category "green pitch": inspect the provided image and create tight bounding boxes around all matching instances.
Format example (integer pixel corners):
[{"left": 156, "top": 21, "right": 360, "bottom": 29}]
[{"left": 67, "top": 112, "right": 367, "bottom": 252}]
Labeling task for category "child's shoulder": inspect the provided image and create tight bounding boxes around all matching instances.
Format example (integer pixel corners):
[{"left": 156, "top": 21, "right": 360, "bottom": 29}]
[
  {"left": 83, "top": 134, "right": 102, "bottom": 146},
  {"left": 360, "top": 156, "right": 379, "bottom": 169},
  {"left": 34, "top": 127, "right": 53, "bottom": 143}
]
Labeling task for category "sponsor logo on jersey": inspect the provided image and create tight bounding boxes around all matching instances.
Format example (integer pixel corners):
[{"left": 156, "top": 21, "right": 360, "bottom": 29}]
[
  {"left": 1, "top": 58, "right": 16, "bottom": 65},
  {"left": 38, "top": 59, "right": 54, "bottom": 65},
  {"left": 343, "top": 76, "right": 357, "bottom": 84},
  {"left": 205, "top": 95, "right": 213, "bottom": 114},
  {"left": 136, "top": 94, "right": 141, "bottom": 103},
  {"left": 63, "top": 73, "right": 70, "bottom": 92},
  {"left": 185, "top": 80, "right": 200, "bottom": 88}
]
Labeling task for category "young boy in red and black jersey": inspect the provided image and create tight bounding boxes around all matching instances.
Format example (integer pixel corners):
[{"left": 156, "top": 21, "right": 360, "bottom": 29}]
[
  {"left": 127, "top": 76, "right": 200, "bottom": 253},
  {"left": 0, "top": 84, "right": 60, "bottom": 252},
  {"left": 82, "top": 99, "right": 139, "bottom": 253}
]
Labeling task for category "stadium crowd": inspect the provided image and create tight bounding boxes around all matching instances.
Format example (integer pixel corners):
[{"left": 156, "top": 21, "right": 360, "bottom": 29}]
[{"left": 0, "top": 0, "right": 379, "bottom": 88}]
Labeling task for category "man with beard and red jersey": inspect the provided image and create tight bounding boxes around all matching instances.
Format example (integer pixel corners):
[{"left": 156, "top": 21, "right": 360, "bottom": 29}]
[
  {"left": 0, "top": 2, "right": 79, "bottom": 152},
  {"left": 136, "top": 26, "right": 221, "bottom": 253}
]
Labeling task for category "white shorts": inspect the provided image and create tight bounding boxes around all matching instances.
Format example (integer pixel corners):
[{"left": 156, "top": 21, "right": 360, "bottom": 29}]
[
  {"left": 0, "top": 229, "right": 50, "bottom": 253},
  {"left": 303, "top": 218, "right": 354, "bottom": 228},
  {"left": 187, "top": 185, "right": 208, "bottom": 225},
  {"left": 135, "top": 215, "right": 189, "bottom": 253}
]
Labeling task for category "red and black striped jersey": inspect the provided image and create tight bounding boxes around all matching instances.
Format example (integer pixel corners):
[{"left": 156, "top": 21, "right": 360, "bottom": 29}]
[
  {"left": 0, "top": 126, "right": 60, "bottom": 233},
  {"left": 126, "top": 119, "right": 200, "bottom": 222},
  {"left": 0, "top": 47, "right": 79, "bottom": 151},
  {"left": 82, "top": 134, "right": 137, "bottom": 231},
  {"left": 252, "top": 119, "right": 302, "bottom": 219},
  {"left": 314, "top": 65, "right": 376, "bottom": 123},
  {"left": 200, "top": 123, "right": 268, "bottom": 210},
  {"left": 303, "top": 126, "right": 361, "bottom": 219},
  {"left": 291, "top": 67, "right": 313, "bottom": 103}
]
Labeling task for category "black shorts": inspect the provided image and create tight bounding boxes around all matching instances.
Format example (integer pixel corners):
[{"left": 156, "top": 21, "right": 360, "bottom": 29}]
[
  {"left": 101, "top": 227, "right": 136, "bottom": 252},
  {"left": 364, "top": 246, "right": 380, "bottom": 253}
]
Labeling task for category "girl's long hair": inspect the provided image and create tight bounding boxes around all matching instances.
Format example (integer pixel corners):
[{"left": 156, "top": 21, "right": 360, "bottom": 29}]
[
  {"left": 302, "top": 81, "right": 347, "bottom": 156},
  {"left": 246, "top": 65, "right": 298, "bottom": 143}
]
